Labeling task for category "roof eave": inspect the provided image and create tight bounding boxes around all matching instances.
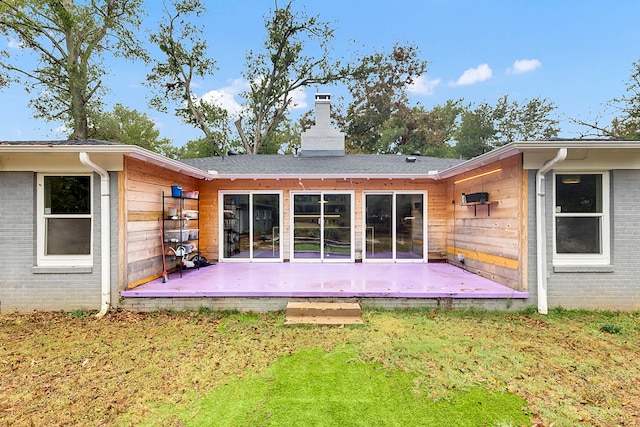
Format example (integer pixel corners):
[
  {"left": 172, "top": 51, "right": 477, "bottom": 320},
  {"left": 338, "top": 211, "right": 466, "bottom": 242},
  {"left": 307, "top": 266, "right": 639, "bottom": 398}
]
[
  {"left": 436, "top": 143, "right": 523, "bottom": 179},
  {"left": 205, "top": 173, "right": 441, "bottom": 180},
  {"left": 436, "top": 140, "right": 640, "bottom": 179},
  {"left": 126, "top": 147, "right": 215, "bottom": 180},
  {"left": 0, "top": 144, "right": 215, "bottom": 180}
]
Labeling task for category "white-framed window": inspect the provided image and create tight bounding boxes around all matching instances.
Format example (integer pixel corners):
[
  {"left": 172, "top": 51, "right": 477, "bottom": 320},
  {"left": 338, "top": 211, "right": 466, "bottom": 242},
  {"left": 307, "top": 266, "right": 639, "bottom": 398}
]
[
  {"left": 37, "top": 174, "right": 93, "bottom": 267},
  {"left": 553, "top": 171, "right": 609, "bottom": 265}
]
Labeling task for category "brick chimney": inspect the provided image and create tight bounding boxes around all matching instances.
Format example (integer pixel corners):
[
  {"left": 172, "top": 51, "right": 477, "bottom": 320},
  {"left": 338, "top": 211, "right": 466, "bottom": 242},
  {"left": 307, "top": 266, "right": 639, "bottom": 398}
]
[{"left": 300, "top": 93, "right": 345, "bottom": 157}]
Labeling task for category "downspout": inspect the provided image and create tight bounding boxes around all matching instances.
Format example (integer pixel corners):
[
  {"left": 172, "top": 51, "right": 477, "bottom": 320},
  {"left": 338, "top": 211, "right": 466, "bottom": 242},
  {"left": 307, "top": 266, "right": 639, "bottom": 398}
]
[
  {"left": 79, "top": 153, "right": 111, "bottom": 317},
  {"left": 535, "top": 148, "right": 567, "bottom": 314}
]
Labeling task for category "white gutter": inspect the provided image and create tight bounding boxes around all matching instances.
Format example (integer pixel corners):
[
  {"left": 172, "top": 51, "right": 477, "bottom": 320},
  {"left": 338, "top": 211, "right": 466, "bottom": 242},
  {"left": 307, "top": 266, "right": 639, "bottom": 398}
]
[
  {"left": 79, "top": 153, "right": 111, "bottom": 317},
  {"left": 535, "top": 148, "right": 567, "bottom": 314}
]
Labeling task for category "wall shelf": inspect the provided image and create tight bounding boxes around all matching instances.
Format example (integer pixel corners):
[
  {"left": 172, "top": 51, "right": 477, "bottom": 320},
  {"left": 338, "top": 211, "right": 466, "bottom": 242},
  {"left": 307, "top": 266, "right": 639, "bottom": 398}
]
[{"left": 462, "top": 201, "right": 498, "bottom": 216}]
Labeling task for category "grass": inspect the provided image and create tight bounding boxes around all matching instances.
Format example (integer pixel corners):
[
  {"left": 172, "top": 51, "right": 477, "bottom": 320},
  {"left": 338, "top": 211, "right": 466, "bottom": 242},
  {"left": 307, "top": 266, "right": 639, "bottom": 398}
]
[
  {"left": 162, "top": 346, "right": 530, "bottom": 426},
  {"left": 1, "top": 308, "right": 639, "bottom": 426}
]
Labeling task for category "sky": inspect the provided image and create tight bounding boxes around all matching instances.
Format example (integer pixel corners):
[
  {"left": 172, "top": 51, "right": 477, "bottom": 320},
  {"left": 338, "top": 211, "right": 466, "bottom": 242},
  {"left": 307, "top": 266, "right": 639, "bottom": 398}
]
[{"left": 1, "top": 0, "right": 640, "bottom": 146}]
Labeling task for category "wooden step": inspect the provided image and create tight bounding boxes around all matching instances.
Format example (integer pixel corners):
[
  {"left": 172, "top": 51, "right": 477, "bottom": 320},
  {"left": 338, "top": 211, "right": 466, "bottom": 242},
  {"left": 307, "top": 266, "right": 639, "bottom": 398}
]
[{"left": 285, "top": 301, "right": 363, "bottom": 325}]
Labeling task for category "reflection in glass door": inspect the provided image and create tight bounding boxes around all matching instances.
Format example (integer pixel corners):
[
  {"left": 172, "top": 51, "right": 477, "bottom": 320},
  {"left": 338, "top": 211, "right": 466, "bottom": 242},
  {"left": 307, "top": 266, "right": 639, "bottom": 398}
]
[
  {"left": 364, "top": 193, "right": 425, "bottom": 261},
  {"left": 396, "top": 194, "right": 424, "bottom": 259},
  {"left": 223, "top": 194, "right": 249, "bottom": 259},
  {"left": 293, "top": 194, "right": 321, "bottom": 259},
  {"left": 252, "top": 194, "right": 280, "bottom": 259},
  {"left": 365, "top": 194, "right": 393, "bottom": 259},
  {"left": 323, "top": 194, "right": 351, "bottom": 259},
  {"left": 222, "top": 193, "right": 281, "bottom": 261},
  {"left": 292, "top": 193, "right": 352, "bottom": 261}
]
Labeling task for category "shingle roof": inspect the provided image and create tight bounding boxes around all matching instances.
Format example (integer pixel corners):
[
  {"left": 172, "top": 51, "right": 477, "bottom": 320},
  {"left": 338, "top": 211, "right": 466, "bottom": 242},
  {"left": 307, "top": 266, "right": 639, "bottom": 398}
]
[{"left": 181, "top": 154, "right": 465, "bottom": 177}]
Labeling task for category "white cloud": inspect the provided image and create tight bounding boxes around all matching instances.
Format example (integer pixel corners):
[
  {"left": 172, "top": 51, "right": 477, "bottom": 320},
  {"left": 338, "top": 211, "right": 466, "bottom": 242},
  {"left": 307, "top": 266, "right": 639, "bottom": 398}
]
[
  {"left": 408, "top": 75, "right": 441, "bottom": 96},
  {"left": 54, "top": 124, "right": 69, "bottom": 135},
  {"left": 199, "top": 78, "right": 309, "bottom": 117},
  {"left": 289, "top": 87, "right": 307, "bottom": 110},
  {"left": 507, "top": 59, "right": 542, "bottom": 74},
  {"left": 453, "top": 63, "right": 493, "bottom": 86},
  {"left": 199, "top": 78, "right": 248, "bottom": 118},
  {"left": 7, "top": 38, "right": 23, "bottom": 49}
]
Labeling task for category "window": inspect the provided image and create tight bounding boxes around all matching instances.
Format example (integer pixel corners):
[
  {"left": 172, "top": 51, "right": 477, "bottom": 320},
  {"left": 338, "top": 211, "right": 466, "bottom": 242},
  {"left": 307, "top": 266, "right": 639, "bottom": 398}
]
[
  {"left": 553, "top": 172, "right": 609, "bottom": 265},
  {"left": 37, "top": 174, "right": 93, "bottom": 266}
]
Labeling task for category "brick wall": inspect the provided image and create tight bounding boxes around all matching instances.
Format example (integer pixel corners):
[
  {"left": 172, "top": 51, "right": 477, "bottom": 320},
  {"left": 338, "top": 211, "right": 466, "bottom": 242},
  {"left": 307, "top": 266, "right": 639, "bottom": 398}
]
[
  {"left": 119, "top": 296, "right": 528, "bottom": 313},
  {"left": 0, "top": 171, "right": 119, "bottom": 313},
  {"left": 528, "top": 169, "right": 640, "bottom": 310}
]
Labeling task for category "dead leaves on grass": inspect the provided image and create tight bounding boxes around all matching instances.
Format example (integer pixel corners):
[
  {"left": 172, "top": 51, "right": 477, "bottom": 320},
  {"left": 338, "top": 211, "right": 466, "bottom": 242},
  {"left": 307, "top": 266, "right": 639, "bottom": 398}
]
[{"left": 1, "top": 309, "right": 639, "bottom": 426}]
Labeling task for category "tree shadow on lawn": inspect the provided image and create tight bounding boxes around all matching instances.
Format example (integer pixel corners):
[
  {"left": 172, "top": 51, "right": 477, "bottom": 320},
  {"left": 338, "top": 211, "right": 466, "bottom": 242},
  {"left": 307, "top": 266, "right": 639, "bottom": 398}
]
[{"left": 147, "top": 346, "right": 531, "bottom": 426}]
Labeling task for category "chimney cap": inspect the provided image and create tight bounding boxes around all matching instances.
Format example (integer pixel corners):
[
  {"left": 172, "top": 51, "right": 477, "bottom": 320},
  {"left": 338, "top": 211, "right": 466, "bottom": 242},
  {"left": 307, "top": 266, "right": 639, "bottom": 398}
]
[{"left": 315, "top": 93, "right": 331, "bottom": 101}]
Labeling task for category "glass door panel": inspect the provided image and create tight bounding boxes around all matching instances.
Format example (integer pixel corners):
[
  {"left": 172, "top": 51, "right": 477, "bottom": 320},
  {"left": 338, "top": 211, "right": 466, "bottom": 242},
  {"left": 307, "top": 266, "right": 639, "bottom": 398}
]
[
  {"left": 323, "top": 194, "right": 351, "bottom": 259},
  {"left": 365, "top": 194, "right": 392, "bottom": 259},
  {"left": 293, "top": 194, "right": 321, "bottom": 259},
  {"left": 252, "top": 194, "right": 280, "bottom": 259},
  {"left": 396, "top": 194, "right": 424, "bottom": 259},
  {"left": 223, "top": 194, "right": 249, "bottom": 258}
]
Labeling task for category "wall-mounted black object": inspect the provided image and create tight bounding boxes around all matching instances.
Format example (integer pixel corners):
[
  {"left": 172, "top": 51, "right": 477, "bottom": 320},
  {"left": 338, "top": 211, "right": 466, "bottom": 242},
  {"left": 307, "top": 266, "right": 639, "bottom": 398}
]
[{"left": 462, "top": 192, "right": 489, "bottom": 204}]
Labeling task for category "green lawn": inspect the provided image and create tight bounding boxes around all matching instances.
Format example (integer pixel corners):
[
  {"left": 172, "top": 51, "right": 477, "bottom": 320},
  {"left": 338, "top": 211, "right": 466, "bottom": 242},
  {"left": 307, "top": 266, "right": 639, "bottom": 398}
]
[
  {"left": 150, "top": 346, "right": 530, "bottom": 426},
  {"left": 1, "top": 308, "right": 639, "bottom": 426}
]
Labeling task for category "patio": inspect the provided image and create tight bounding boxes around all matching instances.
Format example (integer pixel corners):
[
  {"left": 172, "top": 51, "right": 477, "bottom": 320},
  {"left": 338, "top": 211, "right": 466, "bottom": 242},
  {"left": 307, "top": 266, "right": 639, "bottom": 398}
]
[{"left": 120, "top": 262, "right": 528, "bottom": 299}]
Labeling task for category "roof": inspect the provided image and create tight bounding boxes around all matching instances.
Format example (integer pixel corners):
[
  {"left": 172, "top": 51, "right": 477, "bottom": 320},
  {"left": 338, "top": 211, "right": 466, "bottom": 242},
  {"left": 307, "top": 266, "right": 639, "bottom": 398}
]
[
  {"left": 0, "top": 139, "right": 214, "bottom": 180},
  {"left": 7, "top": 138, "right": 640, "bottom": 181},
  {"left": 437, "top": 139, "right": 640, "bottom": 178},
  {"left": 181, "top": 154, "right": 465, "bottom": 179}
]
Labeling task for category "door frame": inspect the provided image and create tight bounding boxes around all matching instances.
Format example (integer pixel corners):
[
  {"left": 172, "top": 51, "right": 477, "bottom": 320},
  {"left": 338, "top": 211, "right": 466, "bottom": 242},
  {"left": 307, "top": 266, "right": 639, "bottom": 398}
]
[
  {"left": 290, "top": 190, "right": 355, "bottom": 262},
  {"left": 218, "top": 190, "right": 283, "bottom": 262},
  {"left": 362, "top": 191, "right": 428, "bottom": 263}
]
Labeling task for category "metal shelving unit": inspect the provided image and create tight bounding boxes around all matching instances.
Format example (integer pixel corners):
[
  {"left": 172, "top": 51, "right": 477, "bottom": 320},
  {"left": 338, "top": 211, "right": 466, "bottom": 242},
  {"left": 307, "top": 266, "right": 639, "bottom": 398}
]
[{"left": 162, "top": 191, "right": 200, "bottom": 278}]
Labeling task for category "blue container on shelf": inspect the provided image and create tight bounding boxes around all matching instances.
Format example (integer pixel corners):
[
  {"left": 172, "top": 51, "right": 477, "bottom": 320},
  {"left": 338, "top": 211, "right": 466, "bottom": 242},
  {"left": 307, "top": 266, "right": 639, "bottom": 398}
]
[{"left": 171, "top": 185, "right": 182, "bottom": 197}]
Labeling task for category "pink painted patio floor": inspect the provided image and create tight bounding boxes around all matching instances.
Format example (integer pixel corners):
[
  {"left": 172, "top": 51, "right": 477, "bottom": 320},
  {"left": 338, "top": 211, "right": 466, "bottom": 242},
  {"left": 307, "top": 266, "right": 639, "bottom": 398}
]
[{"left": 121, "top": 262, "right": 528, "bottom": 299}]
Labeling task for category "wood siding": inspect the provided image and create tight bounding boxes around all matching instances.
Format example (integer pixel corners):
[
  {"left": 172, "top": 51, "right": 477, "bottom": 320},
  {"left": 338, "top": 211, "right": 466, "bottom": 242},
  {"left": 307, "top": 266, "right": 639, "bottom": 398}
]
[
  {"left": 122, "top": 156, "right": 526, "bottom": 292},
  {"left": 123, "top": 158, "right": 200, "bottom": 288},
  {"left": 198, "top": 178, "right": 450, "bottom": 262},
  {"left": 445, "top": 154, "right": 526, "bottom": 290}
]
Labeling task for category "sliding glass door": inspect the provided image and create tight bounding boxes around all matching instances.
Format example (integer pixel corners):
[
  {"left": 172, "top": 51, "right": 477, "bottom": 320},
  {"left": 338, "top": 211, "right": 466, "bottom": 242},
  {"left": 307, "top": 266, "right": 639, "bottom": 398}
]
[
  {"left": 364, "top": 192, "right": 425, "bottom": 262},
  {"left": 292, "top": 194, "right": 321, "bottom": 259},
  {"left": 292, "top": 192, "right": 353, "bottom": 261},
  {"left": 221, "top": 192, "right": 281, "bottom": 261}
]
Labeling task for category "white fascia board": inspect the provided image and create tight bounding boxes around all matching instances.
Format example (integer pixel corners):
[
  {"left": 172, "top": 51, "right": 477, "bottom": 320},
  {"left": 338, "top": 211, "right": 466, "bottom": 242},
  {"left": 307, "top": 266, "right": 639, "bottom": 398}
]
[
  {"left": 436, "top": 140, "right": 640, "bottom": 179},
  {"left": 125, "top": 147, "right": 215, "bottom": 180},
  {"left": 0, "top": 144, "right": 215, "bottom": 180},
  {"left": 435, "top": 144, "right": 522, "bottom": 179},
  {"left": 208, "top": 173, "right": 440, "bottom": 180}
]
